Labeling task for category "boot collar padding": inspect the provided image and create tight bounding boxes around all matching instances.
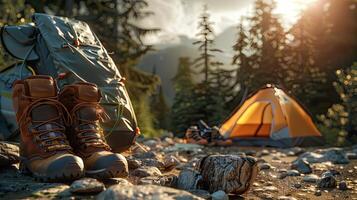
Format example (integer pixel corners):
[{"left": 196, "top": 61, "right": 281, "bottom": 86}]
[
  {"left": 75, "top": 82, "right": 101, "bottom": 102},
  {"left": 24, "top": 76, "right": 57, "bottom": 98}
]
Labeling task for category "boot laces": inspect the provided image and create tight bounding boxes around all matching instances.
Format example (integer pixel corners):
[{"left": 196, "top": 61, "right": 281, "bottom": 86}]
[
  {"left": 71, "top": 102, "right": 111, "bottom": 150},
  {"left": 19, "top": 98, "right": 72, "bottom": 152}
]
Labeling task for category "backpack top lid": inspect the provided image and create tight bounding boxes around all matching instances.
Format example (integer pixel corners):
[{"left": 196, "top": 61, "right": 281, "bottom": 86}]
[{"left": 0, "top": 23, "right": 39, "bottom": 61}]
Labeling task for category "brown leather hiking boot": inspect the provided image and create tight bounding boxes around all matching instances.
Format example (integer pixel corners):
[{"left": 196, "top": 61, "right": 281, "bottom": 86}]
[
  {"left": 59, "top": 82, "right": 128, "bottom": 179},
  {"left": 12, "top": 75, "right": 84, "bottom": 182}
]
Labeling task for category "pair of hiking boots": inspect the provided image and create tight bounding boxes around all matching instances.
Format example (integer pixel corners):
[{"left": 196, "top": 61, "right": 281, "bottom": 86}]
[
  {"left": 186, "top": 120, "right": 232, "bottom": 146},
  {"left": 13, "top": 75, "right": 128, "bottom": 182}
]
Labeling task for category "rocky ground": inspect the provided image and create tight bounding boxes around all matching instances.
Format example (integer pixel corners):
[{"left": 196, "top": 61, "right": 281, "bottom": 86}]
[{"left": 0, "top": 138, "right": 357, "bottom": 200}]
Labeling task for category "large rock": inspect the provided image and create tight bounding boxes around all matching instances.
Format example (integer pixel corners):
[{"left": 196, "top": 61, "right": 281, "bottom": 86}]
[
  {"left": 321, "top": 148, "right": 349, "bottom": 164},
  {"left": 199, "top": 155, "right": 258, "bottom": 194},
  {"left": 0, "top": 142, "right": 20, "bottom": 168},
  {"left": 290, "top": 159, "right": 312, "bottom": 174},
  {"left": 97, "top": 184, "right": 203, "bottom": 200},
  {"left": 295, "top": 148, "right": 349, "bottom": 164}
]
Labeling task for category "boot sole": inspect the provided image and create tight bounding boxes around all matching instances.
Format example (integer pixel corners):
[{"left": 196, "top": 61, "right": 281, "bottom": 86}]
[
  {"left": 86, "top": 160, "right": 128, "bottom": 179},
  {"left": 20, "top": 161, "right": 84, "bottom": 182}
]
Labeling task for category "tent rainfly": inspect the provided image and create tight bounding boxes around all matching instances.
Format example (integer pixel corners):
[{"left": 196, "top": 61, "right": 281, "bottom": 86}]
[{"left": 220, "top": 86, "right": 323, "bottom": 147}]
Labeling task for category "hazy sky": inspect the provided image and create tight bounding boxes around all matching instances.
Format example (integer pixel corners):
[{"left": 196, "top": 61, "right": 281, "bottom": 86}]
[{"left": 140, "top": 0, "right": 317, "bottom": 45}]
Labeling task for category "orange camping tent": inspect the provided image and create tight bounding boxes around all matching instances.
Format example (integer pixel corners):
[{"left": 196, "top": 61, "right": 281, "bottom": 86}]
[{"left": 220, "top": 86, "right": 323, "bottom": 147}]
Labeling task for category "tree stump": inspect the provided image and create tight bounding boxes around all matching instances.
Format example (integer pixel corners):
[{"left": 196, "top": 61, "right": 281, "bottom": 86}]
[{"left": 198, "top": 155, "right": 258, "bottom": 194}]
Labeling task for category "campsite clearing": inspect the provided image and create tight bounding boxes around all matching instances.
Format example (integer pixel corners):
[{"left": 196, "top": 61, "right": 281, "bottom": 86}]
[{"left": 0, "top": 139, "right": 356, "bottom": 199}]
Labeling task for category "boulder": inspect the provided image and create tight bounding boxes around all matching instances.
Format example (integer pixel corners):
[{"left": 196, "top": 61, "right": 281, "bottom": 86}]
[
  {"left": 321, "top": 148, "right": 349, "bottom": 164},
  {"left": 295, "top": 148, "right": 349, "bottom": 164},
  {"left": 97, "top": 184, "right": 203, "bottom": 200},
  {"left": 199, "top": 155, "right": 258, "bottom": 194}
]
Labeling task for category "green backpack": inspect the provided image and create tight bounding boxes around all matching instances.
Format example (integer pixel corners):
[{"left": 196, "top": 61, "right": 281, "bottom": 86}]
[{"left": 0, "top": 13, "right": 138, "bottom": 152}]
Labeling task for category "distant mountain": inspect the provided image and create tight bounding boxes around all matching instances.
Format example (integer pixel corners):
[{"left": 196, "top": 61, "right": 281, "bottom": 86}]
[
  {"left": 137, "top": 26, "right": 237, "bottom": 104},
  {"left": 137, "top": 43, "right": 199, "bottom": 104}
]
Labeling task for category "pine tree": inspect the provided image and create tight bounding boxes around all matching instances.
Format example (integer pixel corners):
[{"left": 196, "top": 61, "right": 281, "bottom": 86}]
[
  {"left": 247, "top": 0, "right": 287, "bottom": 90},
  {"left": 231, "top": 18, "right": 253, "bottom": 106},
  {"left": 286, "top": 14, "right": 327, "bottom": 115},
  {"left": 171, "top": 57, "right": 199, "bottom": 135},
  {"left": 192, "top": 5, "right": 223, "bottom": 84},
  {"left": 150, "top": 65, "right": 170, "bottom": 130}
]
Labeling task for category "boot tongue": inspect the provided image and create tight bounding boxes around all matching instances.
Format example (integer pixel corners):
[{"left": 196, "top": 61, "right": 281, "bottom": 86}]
[
  {"left": 78, "top": 107, "right": 98, "bottom": 121},
  {"left": 31, "top": 104, "right": 59, "bottom": 121},
  {"left": 25, "top": 76, "right": 56, "bottom": 98}
]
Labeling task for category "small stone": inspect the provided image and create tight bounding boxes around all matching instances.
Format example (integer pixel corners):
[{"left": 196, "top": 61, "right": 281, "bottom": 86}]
[
  {"left": 346, "top": 152, "right": 357, "bottom": 160},
  {"left": 143, "top": 139, "right": 159, "bottom": 148},
  {"left": 303, "top": 174, "right": 320, "bottom": 183},
  {"left": 278, "top": 196, "right": 297, "bottom": 200},
  {"left": 163, "top": 155, "right": 180, "bottom": 170},
  {"left": 296, "top": 152, "right": 324, "bottom": 163},
  {"left": 286, "top": 170, "right": 300, "bottom": 176},
  {"left": 139, "top": 175, "right": 177, "bottom": 187},
  {"left": 291, "top": 159, "right": 312, "bottom": 174},
  {"left": 70, "top": 178, "right": 105, "bottom": 194},
  {"left": 132, "top": 151, "right": 156, "bottom": 159},
  {"left": 141, "top": 158, "right": 165, "bottom": 169},
  {"left": 293, "top": 183, "right": 302, "bottom": 188},
  {"left": 317, "top": 171, "right": 337, "bottom": 188},
  {"left": 261, "top": 149, "right": 269, "bottom": 156},
  {"left": 314, "top": 190, "right": 321, "bottom": 196},
  {"left": 211, "top": 190, "right": 229, "bottom": 200},
  {"left": 127, "top": 158, "right": 141, "bottom": 170},
  {"left": 338, "top": 181, "right": 348, "bottom": 190},
  {"left": 258, "top": 162, "right": 272, "bottom": 170},
  {"left": 131, "top": 166, "right": 162, "bottom": 178},
  {"left": 244, "top": 150, "right": 256, "bottom": 156},
  {"left": 104, "top": 178, "right": 132, "bottom": 186},
  {"left": 263, "top": 186, "right": 278, "bottom": 192}
]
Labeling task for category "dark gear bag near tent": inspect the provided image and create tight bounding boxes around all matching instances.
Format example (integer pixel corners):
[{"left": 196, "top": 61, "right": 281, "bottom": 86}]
[
  {"left": 0, "top": 13, "right": 138, "bottom": 152},
  {"left": 219, "top": 86, "right": 324, "bottom": 147}
]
